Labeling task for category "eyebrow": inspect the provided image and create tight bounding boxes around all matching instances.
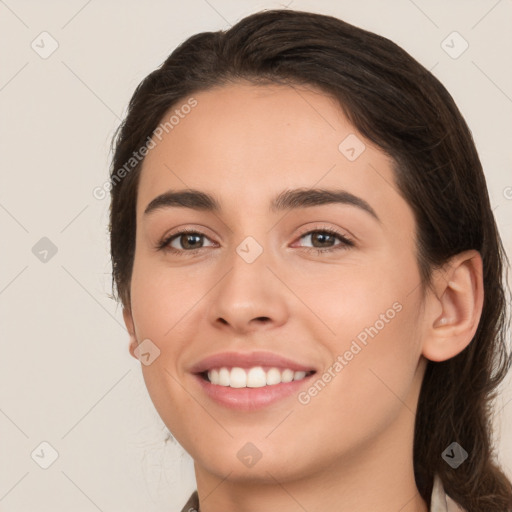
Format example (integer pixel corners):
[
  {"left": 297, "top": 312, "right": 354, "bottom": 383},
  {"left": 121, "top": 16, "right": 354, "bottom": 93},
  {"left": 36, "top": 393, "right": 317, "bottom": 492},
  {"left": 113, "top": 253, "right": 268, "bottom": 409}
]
[{"left": 144, "top": 187, "right": 380, "bottom": 222}]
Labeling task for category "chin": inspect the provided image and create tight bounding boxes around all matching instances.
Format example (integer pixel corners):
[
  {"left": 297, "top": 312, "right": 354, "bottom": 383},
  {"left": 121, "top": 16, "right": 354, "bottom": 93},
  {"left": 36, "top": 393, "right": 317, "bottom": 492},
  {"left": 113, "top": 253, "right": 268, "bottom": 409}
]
[{"left": 193, "top": 446, "right": 315, "bottom": 484}]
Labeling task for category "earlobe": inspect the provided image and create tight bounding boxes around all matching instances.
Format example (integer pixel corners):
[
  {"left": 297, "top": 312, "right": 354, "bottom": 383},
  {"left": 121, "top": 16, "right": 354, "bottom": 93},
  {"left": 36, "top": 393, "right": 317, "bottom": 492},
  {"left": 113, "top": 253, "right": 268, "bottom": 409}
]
[
  {"left": 422, "top": 250, "right": 484, "bottom": 362},
  {"left": 122, "top": 307, "right": 139, "bottom": 359}
]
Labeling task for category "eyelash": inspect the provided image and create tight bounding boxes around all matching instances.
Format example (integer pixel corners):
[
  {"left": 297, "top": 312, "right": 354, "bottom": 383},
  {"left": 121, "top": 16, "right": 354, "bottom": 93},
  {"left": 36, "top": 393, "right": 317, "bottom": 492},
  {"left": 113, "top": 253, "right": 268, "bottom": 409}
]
[
  {"left": 295, "top": 226, "right": 355, "bottom": 254},
  {"left": 157, "top": 226, "right": 355, "bottom": 256}
]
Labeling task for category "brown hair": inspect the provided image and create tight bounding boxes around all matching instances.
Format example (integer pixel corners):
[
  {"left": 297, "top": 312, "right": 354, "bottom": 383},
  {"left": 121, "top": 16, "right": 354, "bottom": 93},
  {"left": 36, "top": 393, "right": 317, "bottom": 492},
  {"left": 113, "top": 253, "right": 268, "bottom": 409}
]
[{"left": 109, "top": 9, "right": 512, "bottom": 510}]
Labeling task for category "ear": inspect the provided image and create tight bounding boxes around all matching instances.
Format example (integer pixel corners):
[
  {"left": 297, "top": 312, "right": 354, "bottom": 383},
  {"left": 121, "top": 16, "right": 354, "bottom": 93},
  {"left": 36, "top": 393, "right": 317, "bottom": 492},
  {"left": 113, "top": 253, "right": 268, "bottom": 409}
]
[
  {"left": 421, "top": 250, "right": 484, "bottom": 362},
  {"left": 123, "top": 307, "right": 139, "bottom": 360}
]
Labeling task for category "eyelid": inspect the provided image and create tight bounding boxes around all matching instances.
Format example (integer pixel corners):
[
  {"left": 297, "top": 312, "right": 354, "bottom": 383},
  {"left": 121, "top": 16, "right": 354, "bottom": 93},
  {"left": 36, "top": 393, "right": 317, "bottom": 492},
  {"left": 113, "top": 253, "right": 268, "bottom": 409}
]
[
  {"left": 292, "top": 224, "right": 355, "bottom": 246},
  {"left": 156, "top": 227, "right": 217, "bottom": 252},
  {"left": 158, "top": 224, "right": 218, "bottom": 243}
]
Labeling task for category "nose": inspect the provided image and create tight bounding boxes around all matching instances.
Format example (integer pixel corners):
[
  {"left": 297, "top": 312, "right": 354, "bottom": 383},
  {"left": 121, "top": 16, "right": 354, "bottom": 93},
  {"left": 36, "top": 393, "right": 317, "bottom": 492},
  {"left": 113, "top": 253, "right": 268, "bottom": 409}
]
[{"left": 207, "top": 243, "right": 289, "bottom": 335}]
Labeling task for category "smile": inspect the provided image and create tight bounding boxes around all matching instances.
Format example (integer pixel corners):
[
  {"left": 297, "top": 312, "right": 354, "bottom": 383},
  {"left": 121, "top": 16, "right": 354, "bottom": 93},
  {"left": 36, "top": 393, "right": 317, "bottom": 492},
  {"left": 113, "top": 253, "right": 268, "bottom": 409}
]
[{"left": 204, "top": 366, "right": 315, "bottom": 388}]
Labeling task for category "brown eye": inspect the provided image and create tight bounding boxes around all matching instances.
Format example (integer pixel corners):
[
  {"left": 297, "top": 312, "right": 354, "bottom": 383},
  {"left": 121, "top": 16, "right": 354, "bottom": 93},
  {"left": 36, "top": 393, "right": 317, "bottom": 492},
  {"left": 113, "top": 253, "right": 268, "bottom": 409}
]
[
  {"left": 297, "top": 229, "right": 354, "bottom": 251},
  {"left": 306, "top": 232, "right": 337, "bottom": 248},
  {"left": 174, "top": 233, "right": 204, "bottom": 250},
  {"left": 158, "top": 230, "right": 216, "bottom": 253}
]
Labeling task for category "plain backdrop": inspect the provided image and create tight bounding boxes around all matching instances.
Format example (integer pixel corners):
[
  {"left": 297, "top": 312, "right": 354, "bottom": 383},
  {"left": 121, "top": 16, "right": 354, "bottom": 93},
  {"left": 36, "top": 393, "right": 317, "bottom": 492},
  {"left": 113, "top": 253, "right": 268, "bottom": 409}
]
[{"left": 1, "top": 0, "right": 511, "bottom": 510}]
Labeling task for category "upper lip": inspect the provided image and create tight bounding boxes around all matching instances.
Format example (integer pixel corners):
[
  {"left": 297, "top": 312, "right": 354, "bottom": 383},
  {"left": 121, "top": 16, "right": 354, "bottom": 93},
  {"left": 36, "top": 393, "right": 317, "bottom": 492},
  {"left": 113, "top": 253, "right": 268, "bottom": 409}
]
[{"left": 189, "top": 351, "right": 317, "bottom": 374}]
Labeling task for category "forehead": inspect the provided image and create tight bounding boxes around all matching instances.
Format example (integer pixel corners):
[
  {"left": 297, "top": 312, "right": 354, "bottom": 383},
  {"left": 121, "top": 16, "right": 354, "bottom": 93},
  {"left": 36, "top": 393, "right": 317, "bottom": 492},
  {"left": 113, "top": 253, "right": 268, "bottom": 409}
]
[{"left": 136, "top": 82, "right": 408, "bottom": 228}]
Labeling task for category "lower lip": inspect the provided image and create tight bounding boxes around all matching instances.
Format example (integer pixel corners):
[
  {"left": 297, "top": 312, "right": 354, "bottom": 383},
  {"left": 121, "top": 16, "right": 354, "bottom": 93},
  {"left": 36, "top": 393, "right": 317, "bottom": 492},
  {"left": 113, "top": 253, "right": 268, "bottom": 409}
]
[{"left": 192, "top": 373, "right": 315, "bottom": 411}]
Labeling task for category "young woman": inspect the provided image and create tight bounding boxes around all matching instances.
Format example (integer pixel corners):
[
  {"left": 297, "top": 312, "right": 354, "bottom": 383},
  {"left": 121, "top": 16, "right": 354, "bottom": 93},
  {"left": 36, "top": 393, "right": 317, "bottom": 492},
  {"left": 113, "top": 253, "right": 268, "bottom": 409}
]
[{"left": 108, "top": 9, "right": 512, "bottom": 512}]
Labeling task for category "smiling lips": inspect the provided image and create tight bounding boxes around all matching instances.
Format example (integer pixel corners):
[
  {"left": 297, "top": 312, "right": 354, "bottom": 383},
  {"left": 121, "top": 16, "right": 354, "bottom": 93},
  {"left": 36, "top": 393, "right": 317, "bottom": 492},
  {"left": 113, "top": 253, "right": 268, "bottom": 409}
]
[{"left": 190, "top": 351, "right": 317, "bottom": 409}]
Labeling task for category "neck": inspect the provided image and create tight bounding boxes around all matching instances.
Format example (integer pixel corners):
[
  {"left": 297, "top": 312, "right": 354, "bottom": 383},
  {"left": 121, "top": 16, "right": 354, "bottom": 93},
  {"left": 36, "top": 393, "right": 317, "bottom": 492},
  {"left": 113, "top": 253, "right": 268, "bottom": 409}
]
[{"left": 193, "top": 404, "right": 428, "bottom": 512}]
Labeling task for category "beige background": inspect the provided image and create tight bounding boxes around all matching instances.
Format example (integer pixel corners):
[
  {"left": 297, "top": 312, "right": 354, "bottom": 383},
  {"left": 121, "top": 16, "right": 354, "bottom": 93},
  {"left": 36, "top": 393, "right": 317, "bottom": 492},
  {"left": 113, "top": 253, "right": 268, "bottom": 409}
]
[{"left": 1, "top": 0, "right": 511, "bottom": 510}]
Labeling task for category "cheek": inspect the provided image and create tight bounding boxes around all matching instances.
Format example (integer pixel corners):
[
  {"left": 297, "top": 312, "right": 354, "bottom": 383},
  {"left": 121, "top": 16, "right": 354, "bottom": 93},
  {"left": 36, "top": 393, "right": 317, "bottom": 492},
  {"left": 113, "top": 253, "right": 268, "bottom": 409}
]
[
  {"left": 128, "top": 254, "right": 215, "bottom": 396},
  {"left": 337, "top": 301, "right": 420, "bottom": 392},
  {"left": 299, "top": 302, "right": 423, "bottom": 457},
  {"left": 130, "top": 254, "right": 206, "bottom": 339},
  {"left": 129, "top": 260, "right": 202, "bottom": 439},
  {"left": 129, "top": 259, "right": 190, "bottom": 388},
  {"left": 289, "top": 249, "right": 419, "bottom": 339},
  {"left": 294, "top": 254, "right": 423, "bottom": 414}
]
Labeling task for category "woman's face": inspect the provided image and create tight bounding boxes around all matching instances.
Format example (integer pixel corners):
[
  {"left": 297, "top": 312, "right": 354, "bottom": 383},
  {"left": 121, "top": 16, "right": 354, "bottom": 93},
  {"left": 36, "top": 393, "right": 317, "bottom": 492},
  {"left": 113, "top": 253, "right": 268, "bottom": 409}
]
[{"left": 124, "top": 82, "right": 429, "bottom": 483}]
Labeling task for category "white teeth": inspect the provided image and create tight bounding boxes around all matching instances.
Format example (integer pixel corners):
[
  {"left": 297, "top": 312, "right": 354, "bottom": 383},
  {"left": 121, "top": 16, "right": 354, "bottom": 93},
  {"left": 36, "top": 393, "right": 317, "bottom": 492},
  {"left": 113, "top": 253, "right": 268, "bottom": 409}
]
[
  {"left": 266, "top": 367, "right": 281, "bottom": 386},
  {"left": 218, "top": 368, "right": 230, "bottom": 386},
  {"left": 282, "top": 369, "right": 294, "bottom": 383},
  {"left": 209, "top": 369, "right": 219, "bottom": 384},
  {"left": 247, "top": 367, "right": 267, "bottom": 388},
  {"left": 230, "top": 367, "right": 247, "bottom": 388},
  {"left": 206, "top": 366, "right": 312, "bottom": 387}
]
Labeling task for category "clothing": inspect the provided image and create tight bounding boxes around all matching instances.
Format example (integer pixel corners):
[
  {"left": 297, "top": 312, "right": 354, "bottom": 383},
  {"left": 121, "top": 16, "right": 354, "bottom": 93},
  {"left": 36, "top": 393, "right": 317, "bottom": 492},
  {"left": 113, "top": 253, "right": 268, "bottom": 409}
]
[
  {"left": 179, "top": 473, "right": 466, "bottom": 512},
  {"left": 431, "top": 474, "right": 466, "bottom": 512}
]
